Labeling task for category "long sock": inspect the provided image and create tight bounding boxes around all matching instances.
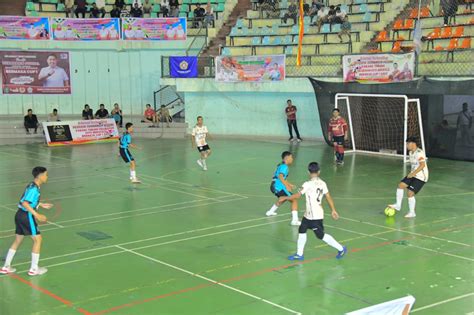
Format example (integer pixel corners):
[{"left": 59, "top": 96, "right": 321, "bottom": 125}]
[
  {"left": 291, "top": 210, "right": 299, "bottom": 222},
  {"left": 408, "top": 196, "right": 416, "bottom": 214},
  {"left": 267, "top": 204, "right": 278, "bottom": 214},
  {"left": 335, "top": 151, "right": 340, "bottom": 161},
  {"left": 296, "top": 233, "right": 307, "bottom": 256},
  {"left": 31, "top": 253, "right": 40, "bottom": 270},
  {"left": 131, "top": 170, "right": 136, "bottom": 179},
  {"left": 4, "top": 249, "right": 16, "bottom": 267},
  {"left": 340, "top": 152, "right": 345, "bottom": 161},
  {"left": 322, "top": 233, "right": 344, "bottom": 251},
  {"left": 395, "top": 188, "right": 404, "bottom": 210},
  {"left": 202, "top": 159, "right": 207, "bottom": 167}
]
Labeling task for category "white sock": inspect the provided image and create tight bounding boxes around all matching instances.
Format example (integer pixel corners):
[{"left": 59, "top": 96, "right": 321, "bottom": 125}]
[
  {"left": 130, "top": 170, "right": 136, "bottom": 179},
  {"left": 322, "top": 234, "right": 344, "bottom": 251},
  {"left": 296, "top": 233, "right": 307, "bottom": 256},
  {"left": 395, "top": 188, "right": 404, "bottom": 210},
  {"left": 31, "top": 253, "right": 40, "bottom": 270},
  {"left": 202, "top": 159, "right": 207, "bottom": 166},
  {"left": 408, "top": 196, "right": 416, "bottom": 214},
  {"left": 291, "top": 210, "right": 299, "bottom": 222},
  {"left": 4, "top": 249, "right": 16, "bottom": 267},
  {"left": 267, "top": 204, "right": 278, "bottom": 214}
]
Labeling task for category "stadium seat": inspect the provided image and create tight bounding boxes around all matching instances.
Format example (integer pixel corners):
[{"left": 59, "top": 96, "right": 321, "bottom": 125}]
[
  {"left": 355, "top": 0, "right": 366, "bottom": 4},
  {"left": 404, "top": 19, "right": 414, "bottom": 29},
  {"left": 290, "top": 25, "right": 298, "bottom": 35},
  {"left": 420, "top": 7, "right": 430, "bottom": 17},
  {"left": 393, "top": 19, "right": 403, "bottom": 30},
  {"left": 392, "top": 41, "right": 402, "bottom": 53},
  {"left": 252, "top": 37, "right": 260, "bottom": 45},
  {"left": 272, "top": 37, "right": 282, "bottom": 45},
  {"left": 375, "top": 30, "right": 389, "bottom": 42},
  {"left": 262, "top": 36, "right": 270, "bottom": 45},
  {"left": 221, "top": 47, "right": 231, "bottom": 55},
  {"left": 459, "top": 37, "right": 471, "bottom": 49},
  {"left": 285, "top": 46, "right": 293, "bottom": 55},
  {"left": 447, "top": 38, "right": 459, "bottom": 50},
  {"left": 359, "top": 4, "right": 368, "bottom": 13},
  {"left": 271, "top": 24, "right": 279, "bottom": 35},
  {"left": 426, "top": 27, "right": 441, "bottom": 39},
  {"left": 340, "top": 4, "right": 349, "bottom": 13},
  {"left": 440, "top": 27, "right": 452, "bottom": 38},
  {"left": 363, "top": 12, "right": 372, "bottom": 23},
  {"left": 283, "top": 35, "right": 292, "bottom": 45},
  {"left": 321, "top": 24, "right": 330, "bottom": 33},
  {"left": 87, "top": 0, "right": 96, "bottom": 4},
  {"left": 236, "top": 19, "right": 244, "bottom": 28},
  {"left": 409, "top": 8, "right": 418, "bottom": 19},
  {"left": 57, "top": 2, "right": 65, "bottom": 11},
  {"left": 452, "top": 26, "right": 464, "bottom": 38},
  {"left": 241, "top": 27, "right": 249, "bottom": 36},
  {"left": 332, "top": 24, "right": 341, "bottom": 32},
  {"left": 230, "top": 27, "right": 238, "bottom": 36},
  {"left": 26, "top": 2, "right": 36, "bottom": 11},
  {"left": 152, "top": 4, "right": 160, "bottom": 12}
]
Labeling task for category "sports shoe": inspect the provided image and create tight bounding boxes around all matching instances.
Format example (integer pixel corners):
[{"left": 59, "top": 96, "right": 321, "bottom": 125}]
[
  {"left": 336, "top": 246, "right": 347, "bottom": 259},
  {"left": 290, "top": 220, "right": 301, "bottom": 226},
  {"left": 288, "top": 137, "right": 295, "bottom": 142},
  {"left": 28, "top": 267, "right": 48, "bottom": 276},
  {"left": 203, "top": 165, "right": 208, "bottom": 171},
  {"left": 297, "top": 138, "right": 302, "bottom": 142},
  {"left": 0, "top": 266, "right": 16, "bottom": 274},
  {"left": 197, "top": 160, "right": 204, "bottom": 169},
  {"left": 265, "top": 211, "right": 277, "bottom": 216},
  {"left": 288, "top": 254, "right": 304, "bottom": 261},
  {"left": 388, "top": 204, "right": 401, "bottom": 211},
  {"left": 405, "top": 212, "right": 416, "bottom": 218},
  {"left": 131, "top": 178, "right": 141, "bottom": 184}
]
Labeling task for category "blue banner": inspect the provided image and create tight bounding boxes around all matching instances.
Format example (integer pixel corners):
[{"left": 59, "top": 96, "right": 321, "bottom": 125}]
[{"left": 170, "top": 56, "right": 198, "bottom": 78}]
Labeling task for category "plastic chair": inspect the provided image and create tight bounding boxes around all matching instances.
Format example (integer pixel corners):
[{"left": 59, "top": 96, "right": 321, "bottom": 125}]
[
  {"left": 321, "top": 24, "right": 330, "bottom": 33},
  {"left": 285, "top": 46, "right": 293, "bottom": 55},
  {"left": 221, "top": 47, "right": 231, "bottom": 56},
  {"left": 440, "top": 27, "right": 452, "bottom": 38},
  {"left": 363, "top": 12, "right": 372, "bottom": 23},
  {"left": 272, "top": 37, "right": 282, "bottom": 45},
  {"left": 393, "top": 19, "right": 403, "bottom": 30},
  {"left": 262, "top": 36, "right": 271, "bottom": 45},
  {"left": 392, "top": 41, "right": 402, "bottom": 53},
  {"left": 453, "top": 26, "right": 464, "bottom": 38},
  {"left": 236, "top": 19, "right": 244, "bottom": 28},
  {"left": 409, "top": 8, "right": 418, "bottom": 19},
  {"left": 420, "top": 7, "right": 430, "bottom": 17},
  {"left": 359, "top": 4, "right": 368, "bottom": 13},
  {"left": 252, "top": 37, "right": 261, "bottom": 45},
  {"left": 332, "top": 24, "right": 341, "bottom": 32},
  {"left": 404, "top": 19, "right": 414, "bottom": 29},
  {"left": 426, "top": 27, "right": 441, "bottom": 39},
  {"left": 283, "top": 35, "right": 292, "bottom": 45},
  {"left": 446, "top": 38, "right": 459, "bottom": 50},
  {"left": 375, "top": 30, "right": 389, "bottom": 42},
  {"left": 459, "top": 37, "right": 471, "bottom": 49}
]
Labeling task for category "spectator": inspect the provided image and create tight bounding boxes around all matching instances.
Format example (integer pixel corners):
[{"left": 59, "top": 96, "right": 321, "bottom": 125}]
[
  {"left": 193, "top": 4, "right": 206, "bottom": 28},
  {"left": 115, "top": 0, "right": 125, "bottom": 9},
  {"left": 303, "top": 0, "right": 310, "bottom": 15},
  {"left": 309, "top": 0, "right": 324, "bottom": 23},
  {"left": 332, "top": 7, "right": 346, "bottom": 24},
  {"left": 130, "top": 3, "right": 143, "bottom": 17},
  {"left": 95, "top": 104, "right": 109, "bottom": 119},
  {"left": 283, "top": 1, "right": 298, "bottom": 24},
  {"left": 204, "top": 1, "right": 215, "bottom": 27},
  {"left": 326, "top": 5, "right": 337, "bottom": 23},
  {"left": 441, "top": 0, "right": 458, "bottom": 26},
  {"left": 285, "top": 100, "right": 302, "bottom": 142},
  {"left": 110, "top": 4, "right": 121, "bottom": 17},
  {"left": 121, "top": 5, "right": 131, "bottom": 17},
  {"left": 157, "top": 105, "right": 171, "bottom": 127},
  {"left": 338, "top": 17, "right": 351, "bottom": 42},
  {"left": 95, "top": 0, "right": 107, "bottom": 17},
  {"left": 48, "top": 109, "right": 60, "bottom": 122},
  {"left": 161, "top": 0, "right": 170, "bottom": 17},
  {"left": 74, "top": 0, "right": 87, "bottom": 18},
  {"left": 169, "top": 0, "right": 180, "bottom": 17},
  {"left": 142, "top": 104, "right": 157, "bottom": 127},
  {"left": 24, "top": 109, "right": 39, "bottom": 135},
  {"left": 90, "top": 4, "right": 101, "bottom": 18},
  {"left": 111, "top": 103, "right": 123, "bottom": 128},
  {"left": 142, "top": 0, "right": 152, "bottom": 14},
  {"left": 65, "top": 0, "right": 74, "bottom": 18},
  {"left": 82, "top": 104, "right": 93, "bottom": 120},
  {"left": 457, "top": 102, "right": 472, "bottom": 145},
  {"left": 315, "top": 7, "right": 329, "bottom": 31},
  {"left": 261, "top": 0, "right": 279, "bottom": 18}
]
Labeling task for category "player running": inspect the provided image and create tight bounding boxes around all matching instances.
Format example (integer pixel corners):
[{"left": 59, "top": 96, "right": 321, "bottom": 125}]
[
  {"left": 119, "top": 122, "right": 141, "bottom": 183},
  {"left": 328, "top": 108, "right": 348, "bottom": 165},
  {"left": 1, "top": 167, "right": 53, "bottom": 276},
  {"left": 388, "top": 137, "right": 428, "bottom": 218},
  {"left": 265, "top": 151, "right": 300, "bottom": 226},
  {"left": 285, "top": 162, "right": 347, "bottom": 261},
  {"left": 192, "top": 116, "right": 212, "bottom": 171}
]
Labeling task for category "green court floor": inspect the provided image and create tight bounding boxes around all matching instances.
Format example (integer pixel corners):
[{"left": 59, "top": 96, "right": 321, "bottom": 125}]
[{"left": 0, "top": 139, "right": 473, "bottom": 315}]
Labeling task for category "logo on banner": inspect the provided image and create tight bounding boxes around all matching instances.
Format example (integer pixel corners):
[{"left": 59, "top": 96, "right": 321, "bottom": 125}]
[{"left": 170, "top": 56, "right": 198, "bottom": 78}]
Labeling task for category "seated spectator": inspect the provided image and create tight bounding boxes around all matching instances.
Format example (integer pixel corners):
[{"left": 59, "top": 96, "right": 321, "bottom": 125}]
[
  {"left": 24, "top": 109, "right": 39, "bottom": 135},
  {"left": 131, "top": 3, "right": 143, "bottom": 17},
  {"left": 193, "top": 4, "right": 206, "bottom": 28},
  {"left": 95, "top": 0, "right": 107, "bottom": 17},
  {"left": 283, "top": 1, "right": 298, "bottom": 24},
  {"left": 169, "top": 0, "right": 180, "bottom": 17},
  {"left": 142, "top": 104, "right": 157, "bottom": 127},
  {"left": 441, "top": 0, "right": 458, "bottom": 26},
  {"left": 303, "top": 0, "right": 310, "bottom": 15},
  {"left": 65, "top": 0, "right": 74, "bottom": 18},
  {"left": 326, "top": 5, "right": 336, "bottom": 23},
  {"left": 48, "top": 109, "right": 60, "bottom": 122},
  {"left": 309, "top": 0, "right": 324, "bottom": 23},
  {"left": 204, "top": 1, "right": 215, "bottom": 27},
  {"left": 142, "top": 0, "right": 152, "bottom": 14},
  {"left": 95, "top": 104, "right": 109, "bottom": 119},
  {"left": 315, "top": 7, "right": 329, "bottom": 31},
  {"left": 261, "top": 0, "right": 278, "bottom": 18},
  {"left": 121, "top": 5, "right": 131, "bottom": 17},
  {"left": 82, "top": 104, "right": 93, "bottom": 120},
  {"left": 110, "top": 4, "right": 121, "bottom": 17},
  {"left": 90, "top": 3, "right": 103, "bottom": 18},
  {"left": 75, "top": 0, "right": 87, "bottom": 18},
  {"left": 111, "top": 103, "right": 123, "bottom": 128},
  {"left": 115, "top": 0, "right": 125, "bottom": 9},
  {"left": 157, "top": 105, "right": 171, "bottom": 127},
  {"left": 161, "top": 0, "right": 170, "bottom": 17},
  {"left": 331, "top": 7, "right": 346, "bottom": 24},
  {"left": 338, "top": 17, "right": 352, "bottom": 43}
]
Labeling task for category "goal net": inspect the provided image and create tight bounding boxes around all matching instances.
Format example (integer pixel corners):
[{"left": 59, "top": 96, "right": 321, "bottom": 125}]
[{"left": 334, "top": 93, "right": 425, "bottom": 163}]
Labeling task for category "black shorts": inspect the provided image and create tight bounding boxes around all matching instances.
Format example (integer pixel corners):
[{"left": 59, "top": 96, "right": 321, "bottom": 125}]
[
  {"left": 401, "top": 176, "right": 425, "bottom": 194},
  {"left": 270, "top": 181, "right": 292, "bottom": 198},
  {"left": 119, "top": 148, "right": 134, "bottom": 163},
  {"left": 299, "top": 216, "right": 324, "bottom": 239},
  {"left": 332, "top": 136, "right": 345, "bottom": 145},
  {"left": 15, "top": 209, "right": 40, "bottom": 236},
  {"left": 198, "top": 144, "right": 210, "bottom": 152}
]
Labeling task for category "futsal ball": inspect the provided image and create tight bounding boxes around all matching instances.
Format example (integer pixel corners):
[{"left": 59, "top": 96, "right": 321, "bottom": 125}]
[{"left": 384, "top": 207, "right": 396, "bottom": 217}]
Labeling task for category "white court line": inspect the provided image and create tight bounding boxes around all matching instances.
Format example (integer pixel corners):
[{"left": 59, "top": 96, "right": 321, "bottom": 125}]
[
  {"left": 411, "top": 292, "right": 474, "bottom": 313},
  {"left": 0, "top": 172, "right": 110, "bottom": 188},
  {"left": 0, "top": 205, "right": 65, "bottom": 230},
  {"left": 115, "top": 245, "right": 302, "bottom": 315}
]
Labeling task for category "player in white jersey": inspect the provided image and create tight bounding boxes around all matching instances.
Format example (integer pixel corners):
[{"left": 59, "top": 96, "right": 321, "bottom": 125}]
[
  {"left": 191, "top": 116, "right": 212, "bottom": 171},
  {"left": 388, "top": 137, "right": 429, "bottom": 218},
  {"left": 285, "top": 162, "right": 347, "bottom": 261}
]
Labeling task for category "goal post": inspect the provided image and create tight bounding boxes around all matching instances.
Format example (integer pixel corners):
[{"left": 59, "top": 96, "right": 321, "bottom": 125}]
[{"left": 334, "top": 93, "right": 424, "bottom": 163}]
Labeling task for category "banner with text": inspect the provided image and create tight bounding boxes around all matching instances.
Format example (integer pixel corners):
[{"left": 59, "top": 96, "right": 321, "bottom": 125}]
[
  {"left": 343, "top": 53, "right": 415, "bottom": 83},
  {"left": 0, "top": 16, "right": 50, "bottom": 40},
  {"left": 215, "top": 55, "right": 285, "bottom": 83},
  {"left": 0, "top": 50, "right": 71, "bottom": 94},
  {"left": 42, "top": 119, "right": 119, "bottom": 146},
  {"left": 122, "top": 17, "right": 186, "bottom": 40},
  {"left": 51, "top": 18, "right": 120, "bottom": 41}
]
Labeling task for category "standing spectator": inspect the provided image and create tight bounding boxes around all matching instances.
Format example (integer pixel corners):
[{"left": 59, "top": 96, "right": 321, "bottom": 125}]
[
  {"left": 169, "top": 0, "right": 180, "bottom": 17},
  {"left": 82, "top": 104, "right": 93, "bottom": 120},
  {"left": 74, "top": 0, "right": 87, "bottom": 18},
  {"left": 142, "top": 104, "right": 157, "bottom": 127},
  {"left": 204, "top": 1, "right": 215, "bottom": 27},
  {"left": 338, "top": 16, "right": 352, "bottom": 43},
  {"left": 24, "top": 109, "right": 39, "bottom": 135},
  {"left": 65, "top": 0, "right": 75, "bottom": 18},
  {"left": 130, "top": 3, "right": 143, "bottom": 17},
  {"left": 115, "top": 0, "right": 125, "bottom": 9},
  {"left": 142, "top": 0, "right": 152, "bottom": 14},
  {"left": 193, "top": 4, "right": 206, "bottom": 28},
  {"left": 457, "top": 102, "right": 472, "bottom": 145},
  {"left": 161, "top": 0, "right": 170, "bottom": 17},
  {"left": 441, "top": 0, "right": 459, "bottom": 26},
  {"left": 111, "top": 103, "right": 123, "bottom": 128},
  {"left": 95, "top": 0, "right": 107, "bottom": 17},
  {"left": 285, "top": 100, "right": 302, "bottom": 142},
  {"left": 48, "top": 109, "right": 60, "bottom": 122},
  {"left": 110, "top": 4, "right": 121, "bottom": 17},
  {"left": 95, "top": 104, "right": 109, "bottom": 119},
  {"left": 157, "top": 105, "right": 171, "bottom": 128},
  {"left": 283, "top": 1, "right": 298, "bottom": 24}
]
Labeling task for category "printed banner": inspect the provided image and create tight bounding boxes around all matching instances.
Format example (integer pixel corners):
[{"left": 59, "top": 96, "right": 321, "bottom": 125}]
[
  {"left": 0, "top": 16, "right": 50, "bottom": 40},
  {"left": 346, "top": 295, "right": 415, "bottom": 314},
  {"left": 51, "top": 18, "right": 120, "bottom": 41},
  {"left": 170, "top": 56, "right": 198, "bottom": 78},
  {"left": 0, "top": 50, "right": 71, "bottom": 94},
  {"left": 42, "top": 119, "right": 119, "bottom": 146},
  {"left": 343, "top": 53, "right": 415, "bottom": 83},
  {"left": 215, "top": 55, "right": 285, "bottom": 82},
  {"left": 122, "top": 17, "right": 186, "bottom": 40}
]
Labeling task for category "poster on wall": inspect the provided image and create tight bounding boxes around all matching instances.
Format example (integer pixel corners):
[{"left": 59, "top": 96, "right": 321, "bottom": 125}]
[
  {"left": 0, "top": 50, "right": 71, "bottom": 94},
  {"left": 169, "top": 56, "right": 198, "bottom": 78},
  {"left": 122, "top": 17, "right": 186, "bottom": 40},
  {"left": 343, "top": 53, "right": 415, "bottom": 83},
  {"left": 51, "top": 18, "right": 120, "bottom": 41},
  {"left": 0, "top": 16, "right": 50, "bottom": 40},
  {"left": 215, "top": 55, "right": 285, "bottom": 83},
  {"left": 42, "top": 119, "right": 119, "bottom": 146}
]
